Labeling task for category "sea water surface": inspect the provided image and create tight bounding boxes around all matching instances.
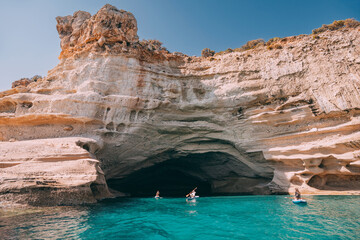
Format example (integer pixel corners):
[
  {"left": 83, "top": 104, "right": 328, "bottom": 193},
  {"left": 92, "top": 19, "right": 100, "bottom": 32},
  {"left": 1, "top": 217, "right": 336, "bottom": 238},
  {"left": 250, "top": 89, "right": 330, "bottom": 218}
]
[{"left": 0, "top": 195, "right": 359, "bottom": 239}]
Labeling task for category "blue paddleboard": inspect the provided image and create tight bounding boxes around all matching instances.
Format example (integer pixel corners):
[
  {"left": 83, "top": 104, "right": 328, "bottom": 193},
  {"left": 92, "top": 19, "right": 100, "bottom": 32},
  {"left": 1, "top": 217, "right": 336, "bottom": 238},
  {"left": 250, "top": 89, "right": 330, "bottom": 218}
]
[
  {"left": 292, "top": 199, "right": 307, "bottom": 204},
  {"left": 186, "top": 196, "right": 199, "bottom": 200}
]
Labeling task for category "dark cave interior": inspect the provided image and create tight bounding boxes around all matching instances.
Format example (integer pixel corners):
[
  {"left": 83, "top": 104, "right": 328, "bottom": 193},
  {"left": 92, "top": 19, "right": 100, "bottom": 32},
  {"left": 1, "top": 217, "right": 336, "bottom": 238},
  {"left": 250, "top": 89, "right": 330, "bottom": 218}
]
[{"left": 107, "top": 152, "right": 273, "bottom": 197}]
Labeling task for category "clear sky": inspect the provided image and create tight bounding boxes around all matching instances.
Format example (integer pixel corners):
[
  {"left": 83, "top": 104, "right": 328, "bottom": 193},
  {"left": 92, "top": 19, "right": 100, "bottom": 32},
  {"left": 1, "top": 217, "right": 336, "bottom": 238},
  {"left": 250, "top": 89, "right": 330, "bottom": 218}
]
[{"left": 0, "top": 0, "right": 359, "bottom": 91}]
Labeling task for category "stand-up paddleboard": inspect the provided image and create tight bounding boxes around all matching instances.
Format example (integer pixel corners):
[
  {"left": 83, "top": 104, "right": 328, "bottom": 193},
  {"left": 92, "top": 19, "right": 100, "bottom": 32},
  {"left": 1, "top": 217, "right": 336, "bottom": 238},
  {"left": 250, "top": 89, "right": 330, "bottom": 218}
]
[
  {"left": 292, "top": 199, "right": 307, "bottom": 204},
  {"left": 186, "top": 196, "right": 199, "bottom": 200}
]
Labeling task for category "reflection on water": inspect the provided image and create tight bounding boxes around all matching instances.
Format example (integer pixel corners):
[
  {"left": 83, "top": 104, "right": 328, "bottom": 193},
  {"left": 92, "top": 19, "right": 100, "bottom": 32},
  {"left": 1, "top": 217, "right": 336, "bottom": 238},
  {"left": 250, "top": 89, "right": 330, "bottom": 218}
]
[
  {"left": 0, "top": 206, "right": 90, "bottom": 239},
  {"left": 0, "top": 196, "right": 359, "bottom": 239},
  {"left": 185, "top": 198, "right": 198, "bottom": 215}
]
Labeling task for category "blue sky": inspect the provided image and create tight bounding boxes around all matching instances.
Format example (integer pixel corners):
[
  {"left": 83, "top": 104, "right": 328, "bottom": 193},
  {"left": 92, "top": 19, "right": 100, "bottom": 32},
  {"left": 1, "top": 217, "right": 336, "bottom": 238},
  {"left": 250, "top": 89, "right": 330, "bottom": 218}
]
[{"left": 0, "top": 0, "right": 359, "bottom": 91}]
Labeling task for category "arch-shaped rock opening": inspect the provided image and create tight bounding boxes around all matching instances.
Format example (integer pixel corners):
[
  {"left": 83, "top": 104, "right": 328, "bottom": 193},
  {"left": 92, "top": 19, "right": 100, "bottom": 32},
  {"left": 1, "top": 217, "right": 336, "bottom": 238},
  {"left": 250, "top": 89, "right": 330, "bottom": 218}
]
[{"left": 107, "top": 151, "right": 273, "bottom": 197}]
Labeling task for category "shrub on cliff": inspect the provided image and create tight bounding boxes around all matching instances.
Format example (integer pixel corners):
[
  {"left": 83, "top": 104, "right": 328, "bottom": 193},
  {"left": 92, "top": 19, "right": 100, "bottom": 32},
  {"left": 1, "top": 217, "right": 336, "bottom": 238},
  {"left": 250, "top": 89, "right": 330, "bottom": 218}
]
[
  {"left": 312, "top": 18, "right": 360, "bottom": 34},
  {"left": 266, "top": 37, "right": 281, "bottom": 46},
  {"left": 266, "top": 37, "right": 283, "bottom": 50},
  {"left": 214, "top": 48, "right": 233, "bottom": 56},
  {"left": 240, "top": 39, "right": 265, "bottom": 51},
  {"left": 201, "top": 48, "right": 215, "bottom": 57},
  {"left": 140, "top": 39, "right": 168, "bottom": 52}
]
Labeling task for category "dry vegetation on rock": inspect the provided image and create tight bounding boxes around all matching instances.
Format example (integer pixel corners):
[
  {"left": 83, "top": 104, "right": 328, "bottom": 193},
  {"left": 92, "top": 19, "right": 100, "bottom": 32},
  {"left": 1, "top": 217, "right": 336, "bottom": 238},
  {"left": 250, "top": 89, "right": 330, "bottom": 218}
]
[
  {"left": 312, "top": 18, "right": 360, "bottom": 34},
  {"left": 266, "top": 37, "right": 283, "bottom": 50},
  {"left": 139, "top": 39, "right": 168, "bottom": 52},
  {"left": 201, "top": 48, "right": 215, "bottom": 57},
  {"left": 213, "top": 19, "right": 360, "bottom": 56},
  {"left": 240, "top": 39, "right": 265, "bottom": 50}
]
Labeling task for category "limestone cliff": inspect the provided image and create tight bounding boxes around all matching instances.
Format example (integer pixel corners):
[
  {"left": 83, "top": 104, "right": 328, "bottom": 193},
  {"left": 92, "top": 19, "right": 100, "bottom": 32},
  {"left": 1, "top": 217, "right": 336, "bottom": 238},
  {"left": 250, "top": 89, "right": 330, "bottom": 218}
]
[{"left": 1, "top": 4, "right": 360, "bottom": 205}]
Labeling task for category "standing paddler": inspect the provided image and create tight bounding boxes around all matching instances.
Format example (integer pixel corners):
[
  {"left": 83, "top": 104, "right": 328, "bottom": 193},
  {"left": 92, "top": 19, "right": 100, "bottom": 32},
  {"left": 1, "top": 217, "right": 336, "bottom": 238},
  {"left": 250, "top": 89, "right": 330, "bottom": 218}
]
[{"left": 186, "top": 187, "right": 197, "bottom": 199}]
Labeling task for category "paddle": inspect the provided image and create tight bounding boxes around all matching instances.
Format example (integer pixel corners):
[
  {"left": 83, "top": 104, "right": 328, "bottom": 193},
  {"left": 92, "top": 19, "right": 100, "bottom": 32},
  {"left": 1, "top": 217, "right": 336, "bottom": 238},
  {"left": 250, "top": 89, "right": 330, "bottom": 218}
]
[{"left": 186, "top": 187, "right": 197, "bottom": 197}]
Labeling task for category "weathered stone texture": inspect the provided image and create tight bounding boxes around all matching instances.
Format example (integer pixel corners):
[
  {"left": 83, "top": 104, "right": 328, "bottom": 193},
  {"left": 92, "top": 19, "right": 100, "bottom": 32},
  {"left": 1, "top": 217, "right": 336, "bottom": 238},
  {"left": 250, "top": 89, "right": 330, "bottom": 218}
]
[{"left": 1, "top": 5, "right": 360, "bottom": 205}]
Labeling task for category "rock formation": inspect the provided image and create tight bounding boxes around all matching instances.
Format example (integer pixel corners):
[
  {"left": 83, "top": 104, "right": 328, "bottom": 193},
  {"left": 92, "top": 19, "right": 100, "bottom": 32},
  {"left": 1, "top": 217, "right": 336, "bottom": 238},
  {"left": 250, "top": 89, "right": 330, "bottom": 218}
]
[
  {"left": 0, "top": 137, "right": 111, "bottom": 205},
  {"left": 1, "top": 4, "right": 360, "bottom": 205}
]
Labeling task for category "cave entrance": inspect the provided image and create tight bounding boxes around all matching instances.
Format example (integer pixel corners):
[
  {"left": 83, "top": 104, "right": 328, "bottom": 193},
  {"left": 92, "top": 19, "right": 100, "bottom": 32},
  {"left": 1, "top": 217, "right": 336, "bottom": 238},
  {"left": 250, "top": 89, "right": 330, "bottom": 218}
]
[
  {"left": 107, "top": 151, "right": 273, "bottom": 197},
  {"left": 108, "top": 164, "right": 212, "bottom": 197}
]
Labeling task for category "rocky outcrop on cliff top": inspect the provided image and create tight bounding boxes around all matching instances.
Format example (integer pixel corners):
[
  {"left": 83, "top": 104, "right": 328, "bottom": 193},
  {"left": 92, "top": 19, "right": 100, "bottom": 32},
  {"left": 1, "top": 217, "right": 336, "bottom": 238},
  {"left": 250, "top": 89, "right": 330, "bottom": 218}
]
[{"left": 1, "top": 4, "right": 360, "bottom": 205}]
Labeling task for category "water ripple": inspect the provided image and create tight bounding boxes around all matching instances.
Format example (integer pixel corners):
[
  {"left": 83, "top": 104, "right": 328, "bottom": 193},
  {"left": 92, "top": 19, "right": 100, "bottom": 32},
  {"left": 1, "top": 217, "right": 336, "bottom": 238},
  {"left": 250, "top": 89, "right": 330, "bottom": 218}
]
[{"left": 1, "top": 196, "right": 360, "bottom": 239}]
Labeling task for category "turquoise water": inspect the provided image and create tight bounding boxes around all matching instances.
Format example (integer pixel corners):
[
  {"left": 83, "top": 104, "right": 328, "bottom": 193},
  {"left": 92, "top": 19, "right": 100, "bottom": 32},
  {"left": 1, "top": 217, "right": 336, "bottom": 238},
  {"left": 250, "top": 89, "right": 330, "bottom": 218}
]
[{"left": 1, "top": 195, "right": 359, "bottom": 239}]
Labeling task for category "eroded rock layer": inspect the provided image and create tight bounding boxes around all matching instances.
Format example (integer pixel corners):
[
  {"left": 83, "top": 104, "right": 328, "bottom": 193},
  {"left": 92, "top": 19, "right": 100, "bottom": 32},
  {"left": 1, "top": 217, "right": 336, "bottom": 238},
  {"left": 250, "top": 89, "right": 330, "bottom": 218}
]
[
  {"left": 1, "top": 4, "right": 360, "bottom": 205},
  {"left": 0, "top": 137, "right": 111, "bottom": 206}
]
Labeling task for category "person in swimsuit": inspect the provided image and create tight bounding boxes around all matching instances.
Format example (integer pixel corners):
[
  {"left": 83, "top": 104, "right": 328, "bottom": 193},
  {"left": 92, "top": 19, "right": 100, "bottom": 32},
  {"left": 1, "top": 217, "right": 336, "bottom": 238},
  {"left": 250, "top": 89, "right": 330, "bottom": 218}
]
[{"left": 294, "top": 188, "right": 301, "bottom": 200}]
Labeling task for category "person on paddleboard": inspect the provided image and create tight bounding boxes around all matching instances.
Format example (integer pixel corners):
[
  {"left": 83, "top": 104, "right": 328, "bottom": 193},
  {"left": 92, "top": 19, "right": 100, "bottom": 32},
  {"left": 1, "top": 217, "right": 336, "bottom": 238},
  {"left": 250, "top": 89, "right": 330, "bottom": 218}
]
[
  {"left": 186, "top": 187, "right": 197, "bottom": 198},
  {"left": 155, "top": 190, "right": 160, "bottom": 198},
  {"left": 294, "top": 188, "right": 301, "bottom": 200}
]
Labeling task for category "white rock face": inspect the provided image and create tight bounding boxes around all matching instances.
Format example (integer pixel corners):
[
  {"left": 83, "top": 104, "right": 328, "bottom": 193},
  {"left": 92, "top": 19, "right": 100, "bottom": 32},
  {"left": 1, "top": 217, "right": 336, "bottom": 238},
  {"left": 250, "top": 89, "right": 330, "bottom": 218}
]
[
  {"left": 0, "top": 137, "right": 112, "bottom": 206},
  {"left": 1, "top": 5, "right": 360, "bottom": 205}
]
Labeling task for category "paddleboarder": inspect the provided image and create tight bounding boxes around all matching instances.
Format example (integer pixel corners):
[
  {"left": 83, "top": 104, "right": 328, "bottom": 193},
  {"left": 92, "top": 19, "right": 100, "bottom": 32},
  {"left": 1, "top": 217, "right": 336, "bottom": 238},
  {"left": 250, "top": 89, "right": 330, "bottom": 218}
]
[
  {"left": 294, "top": 188, "right": 301, "bottom": 200},
  {"left": 186, "top": 187, "right": 197, "bottom": 199}
]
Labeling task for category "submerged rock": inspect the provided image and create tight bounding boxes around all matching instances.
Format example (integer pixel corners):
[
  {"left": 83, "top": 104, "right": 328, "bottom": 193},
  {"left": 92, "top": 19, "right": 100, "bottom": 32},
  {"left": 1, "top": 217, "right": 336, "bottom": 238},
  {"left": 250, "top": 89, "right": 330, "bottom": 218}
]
[{"left": 1, "top": 5, "right": 360, "bottom": 205}]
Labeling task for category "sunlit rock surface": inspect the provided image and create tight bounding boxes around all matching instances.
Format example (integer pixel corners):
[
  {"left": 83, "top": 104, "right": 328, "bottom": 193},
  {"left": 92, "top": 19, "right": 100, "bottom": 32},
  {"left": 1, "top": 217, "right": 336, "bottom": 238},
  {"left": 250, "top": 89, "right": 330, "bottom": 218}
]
[
  {"left": 0, "top": 137, "right": 112, "bottom": 206},
  {"left": 1, "top": 4, "right": 360, "bottom": 205}
]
